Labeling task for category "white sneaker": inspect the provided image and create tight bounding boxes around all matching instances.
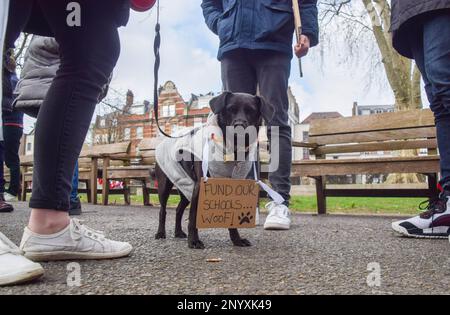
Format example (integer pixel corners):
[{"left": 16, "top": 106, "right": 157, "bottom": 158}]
[
  {"left": 0, "top": 232, "right": 44, "bottom": 286},
  {"left": 3, "top": 192, "right": 18, "bottom": 202},
  {"left": 264, "top": 201, "right": 291, "bottom": 230},
  {"left": 20, "top": 219, "right": 133, "bottom": 262}
]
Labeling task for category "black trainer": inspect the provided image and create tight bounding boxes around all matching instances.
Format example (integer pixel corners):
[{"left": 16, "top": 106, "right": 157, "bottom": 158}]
[
  {"left": 0, "top": 195, "right": 14, "bottom": 213},
  {"left": 69, "top": 197, "right": 82, "bottom": 216}
]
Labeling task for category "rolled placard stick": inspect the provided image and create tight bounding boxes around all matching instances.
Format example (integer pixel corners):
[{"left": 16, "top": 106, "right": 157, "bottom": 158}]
[{"left": 292, "top": 0, "right": 303, "bottom": 78}]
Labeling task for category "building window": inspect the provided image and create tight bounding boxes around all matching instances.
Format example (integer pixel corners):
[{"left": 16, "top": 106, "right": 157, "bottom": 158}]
[
  {"left": 136, "top": 127, "right": 144, "bottom": 140},
  {"left": 169, "top": 105, "right": 176, "bottom": 117},
  {"left": 302, "top": 131, "right": 309, "bottom": 142},
  {"left": 124, "top": 128, "right": 131, "bottom": 140},
  {"left": 303, "top": 148, "right": 310, "bottom": 160},
  {"left": 162, "top": 103, "right": 176, "bottom": 117},
  {"left": 95, "top": 135, "right": 101, "bottom": 144},
  {"left": 27, "top": 142, "right": 32, "bottom": 152},
  {"left": 100, "top": 119, "right": 106, "bottom": 127}
]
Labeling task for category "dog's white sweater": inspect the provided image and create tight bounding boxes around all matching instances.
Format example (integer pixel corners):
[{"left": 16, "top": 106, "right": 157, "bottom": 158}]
[{"left": 155, "top": 114, "right": 257, "bottom": 201}]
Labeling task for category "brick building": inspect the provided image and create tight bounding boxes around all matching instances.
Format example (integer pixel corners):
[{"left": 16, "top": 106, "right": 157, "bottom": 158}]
[
  {"left": 92, "top": 80, "right": 301, "bottom": 154},
  {"left": 92, "top": 81, "right": 213, "bottom": 153}
]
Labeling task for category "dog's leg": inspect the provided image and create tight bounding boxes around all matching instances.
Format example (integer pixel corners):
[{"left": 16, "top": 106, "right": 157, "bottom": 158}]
[
  {"left": 229, "top": 229, "right": 252, "bottom": 247},
  {"left": 174, "top": 194, "right": 189, "bottom": 238},
  {"left": 155, "top": 164, "right": 173, "bottom": 240},
  {"left": 188, "top": 162, "right": 204, "bottom": 249}
]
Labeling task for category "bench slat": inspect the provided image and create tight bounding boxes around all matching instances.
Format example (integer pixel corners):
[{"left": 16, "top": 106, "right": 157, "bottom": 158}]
[
  {"left": 309, "top": 109, "right": 434, "bottom": 137},
  {"left": 309, "top": 126, "right": 436, "bottom": 146},
  {"left": 292, "top": 156, "right": 440, "bottom": 177},
  {"left": 313, "top": 139, "right": 437, "bottom": 155}
]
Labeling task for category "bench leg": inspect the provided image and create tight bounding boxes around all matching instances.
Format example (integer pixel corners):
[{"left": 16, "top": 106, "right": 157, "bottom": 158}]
[
  {"left": 314, "top": 176, "right": 327, "bottom": 215},
  {"left": 21, "top": 180, "right": 27, "bottom": 202},
  {"left": 90, "top": 158, "right": 98, "bottom": 205},
  {"left": 102, "top": 158, "right": 110, "bottom": 206},
  {"left": 123, "top": 180, "right": 131, "bottom": 205},
  {"left": 85, "top": 180, "right": 92, "bottom": 203},
  {"left": 143, "top": 180, "right": 151, "bottom": 206}
]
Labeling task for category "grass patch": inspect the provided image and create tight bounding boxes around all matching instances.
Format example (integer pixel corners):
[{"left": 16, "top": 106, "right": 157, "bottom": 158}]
[{"left": 75, "top": 194, "right": 425, "bottom": 216}]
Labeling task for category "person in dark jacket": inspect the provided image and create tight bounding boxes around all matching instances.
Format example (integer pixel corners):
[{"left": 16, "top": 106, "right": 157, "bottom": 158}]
[
  {"left": 201, "top": 0, "right": 319, "bottom": 230},
  {"left": 0, "top": 51, "right": 18, "bottom": 212},
  {"left": 390, "top": 1, "right": 450, "bottom": 239},
  {"left": 2, "top": 70, "right": 23, "bottom": 203}
]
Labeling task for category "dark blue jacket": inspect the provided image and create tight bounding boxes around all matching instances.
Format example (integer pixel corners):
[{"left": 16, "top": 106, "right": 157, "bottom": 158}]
[
  {"left": 2, "top": 73, "right": 24, "bottom": 127},
  {"left": 201, "top": 0, "right": 319, "bottom": 60}
]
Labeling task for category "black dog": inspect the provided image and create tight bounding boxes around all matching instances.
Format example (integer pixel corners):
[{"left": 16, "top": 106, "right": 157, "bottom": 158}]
[{"left": 154, "top": 92, "right": 274, "bottom": 249}]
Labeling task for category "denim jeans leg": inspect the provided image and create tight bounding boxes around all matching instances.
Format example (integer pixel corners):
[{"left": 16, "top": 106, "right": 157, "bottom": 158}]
[
  {"left": 423, "top": 12, "right": 450, "bottom": 184},
  {"left": 253, "top": 51, "right": 292, "bottom": 205},
  {"left": 70, "top": 160, "right": 79, "bottom": 202}
]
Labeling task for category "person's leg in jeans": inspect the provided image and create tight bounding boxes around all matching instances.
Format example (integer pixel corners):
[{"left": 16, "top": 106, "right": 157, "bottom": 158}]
[
  {"left": 252, "top": 50, "right": 292, "bottom": 230},
  {"left": 253, "top": 50, "right": 292, "bottom": 205},
  {"left": 5, "top": 0, "right": 132, "bottom": 259},
  {"left": 69, "top": 160, "right": 82, "bottom": 215},
  {"left": 422, "top": 12, "right": 450, "bottom": 186},
  {"left": 71, "top": 161, "right": 79, "bottom": 203},
  {"left": 392, "top": 11, "right": 450, "bottom": 238},
  {"left": 221, "top": 49, "right": 258, "bottom": 95},
  {"left": 3, "top": 125, "right": 22, "bottom": 197}
]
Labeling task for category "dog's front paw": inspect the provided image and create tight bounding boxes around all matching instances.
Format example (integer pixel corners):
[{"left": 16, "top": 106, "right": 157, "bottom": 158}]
[
  {"left": 155, "top": 231, "right": 166, "bottom": 239},
  {"left": 232, "top": 238, "right": 252, "bottom": 247},
  {"left": 175, "top": 230, "right": 187, "bottom": 239},
  {"left": 188, "top": 238, "right": 205, "bottom": 249}
]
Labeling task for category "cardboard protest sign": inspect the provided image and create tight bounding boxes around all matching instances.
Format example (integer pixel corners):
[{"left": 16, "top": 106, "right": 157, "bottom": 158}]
[{"left": 196, "top": 178, "right": 259, "bottom": 229}]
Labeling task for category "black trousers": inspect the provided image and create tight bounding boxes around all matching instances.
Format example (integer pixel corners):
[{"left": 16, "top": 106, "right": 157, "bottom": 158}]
[
  {"left": 2, "top": 125, "right": 22, "bottom": 196},
  {"left": 221, "top": 49, "right": 292, "bottom": 204},
  {"left": 6, "top": 0, "right": 122, "bottom": 211}
]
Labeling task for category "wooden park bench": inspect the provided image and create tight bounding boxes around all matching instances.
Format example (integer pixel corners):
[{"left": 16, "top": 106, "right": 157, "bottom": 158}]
[
  {"left": 100, "top": 137, "right": 163, "bottom": 206},
  {"left": 83, "top": 142, "right": 132, "bottom": 205},
  {"left": 291, "top": 109, "right": 440, "bottom": 214},
  {"left": 20, "top": 142, "right": 132, "bottom": 205}
]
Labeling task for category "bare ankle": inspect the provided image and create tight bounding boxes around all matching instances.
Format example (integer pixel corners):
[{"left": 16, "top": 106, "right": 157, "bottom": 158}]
[{"left": 28, "top": 209, "right": 70, "bottom": 235}]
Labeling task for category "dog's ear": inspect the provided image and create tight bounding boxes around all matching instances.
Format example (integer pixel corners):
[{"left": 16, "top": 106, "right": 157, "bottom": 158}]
[
  {"left": 210, "top": 91, "right": 232, "bottom": 114},
  {"left": 256, "top": 96, "right": 275, "bottom": 123}
]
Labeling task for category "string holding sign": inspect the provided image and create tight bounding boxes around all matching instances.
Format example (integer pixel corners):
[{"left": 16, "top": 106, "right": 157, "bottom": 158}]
[{"left": 201, "top": 136, "right": 285, "bottom": 205}]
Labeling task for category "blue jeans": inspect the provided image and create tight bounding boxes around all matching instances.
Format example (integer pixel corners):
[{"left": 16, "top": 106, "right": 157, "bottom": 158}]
[
  {"left": 71, "top": 161, "right": 79, "bottom": 203},
  {"left": 221, "top": 49, "right": 292, "bottom": 205},
  {"left": 408, "top": 10, "right": 450, "bottom": 185}
]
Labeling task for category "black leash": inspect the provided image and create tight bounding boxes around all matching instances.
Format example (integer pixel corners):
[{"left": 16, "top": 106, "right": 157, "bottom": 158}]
[{"left": 153, "top": 0, "right": 183, "bottom": 139}]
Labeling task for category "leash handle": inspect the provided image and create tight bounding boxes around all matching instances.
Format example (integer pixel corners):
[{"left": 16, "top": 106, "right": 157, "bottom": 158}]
[{"left": 292, "top": 0, "right": 303, "bottom": 78}]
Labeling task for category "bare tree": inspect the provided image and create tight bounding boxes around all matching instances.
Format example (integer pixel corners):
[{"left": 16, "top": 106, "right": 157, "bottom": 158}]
[
  {"left": 14, "top": 33, "right": 31, "bottom": 71},
  {"left": 320, "top": 0, "right": 424, "bottom": 183},
  {"left": 320, "top": 0, "right": 422, "bottom": 110}
]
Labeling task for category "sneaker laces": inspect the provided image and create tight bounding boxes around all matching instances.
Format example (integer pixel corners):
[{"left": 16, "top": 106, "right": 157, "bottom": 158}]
[
  {"left": 71, "top": 219, "right": 105, "bottom": 242},
  {"left": 418, "top": 192, "right": 449, "bottom": 234},
  {"left": 265, "top": 201, "right": 290, "bottom": 217},
  {"left": 419, "top": 195, "right": 448, "bottom": 219},
  {"left": 0, "top": 232, "right": 22, "bottom": 255}
]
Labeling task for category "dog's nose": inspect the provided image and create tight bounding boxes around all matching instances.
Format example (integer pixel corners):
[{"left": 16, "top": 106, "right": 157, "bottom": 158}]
[{"left": 233, "top": 121, "right": 248, "bottom": 129}]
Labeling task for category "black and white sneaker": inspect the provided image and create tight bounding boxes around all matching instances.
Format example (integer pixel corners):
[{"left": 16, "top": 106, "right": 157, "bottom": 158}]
[{"left": 392, "top": 190, "right": 450, "bottom": 239}]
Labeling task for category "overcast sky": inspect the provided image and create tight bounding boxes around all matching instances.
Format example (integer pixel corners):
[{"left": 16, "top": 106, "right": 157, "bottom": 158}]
[{"left": 24, "top": 0, "right": 418, "bottom": 132}]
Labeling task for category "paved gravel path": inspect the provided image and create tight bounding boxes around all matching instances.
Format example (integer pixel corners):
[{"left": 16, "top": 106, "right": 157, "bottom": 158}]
[{"left": 1, "top": 202, "right": 449, "bottom": 295}]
